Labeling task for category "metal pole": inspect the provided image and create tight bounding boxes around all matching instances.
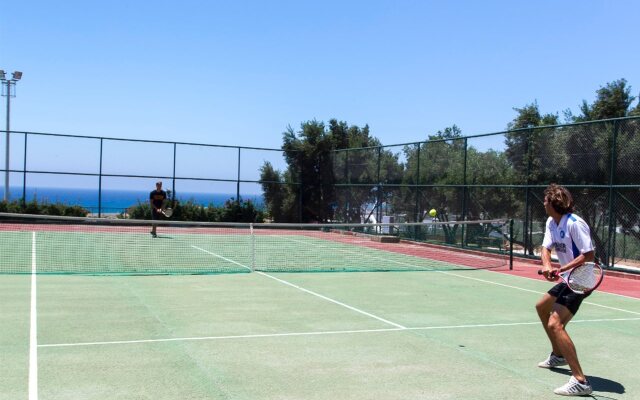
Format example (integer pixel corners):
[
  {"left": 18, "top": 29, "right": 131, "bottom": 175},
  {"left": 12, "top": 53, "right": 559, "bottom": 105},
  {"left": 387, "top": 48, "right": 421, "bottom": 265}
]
[
  {"left": 415, "top": 143, "right": 420, "bottom": 223},
  {"left": 606, "top": 120, "right": 619, "bottom": 268},
  {"left": 345, "top": 150, "right": 349, "bottom": 221},
  {"left": 461, "top": 138, "right": 468, "bottom": 247},
  {"left": 4, "top": 81, "right": 10, "bottom": 202},
  {"left": 509, "top": 219, "right": 514, "bottom": 270},
  {"left": 376, "top": 146, "right": 381, "bottom": 224},
  {"left": 236, "top": 147, "right": 241, "bottom": 205},
  {"left": 172, "top": 143, "right": 177, "bottom": 202},
  {"left": 22, "top": 132, "right": 27, "bottom": 207},
  {"left": 523, "top": 129, "right": 532, "bottom": 255},
  {"left": 98, "top": 138, "right": 103, "bottom": 217}
]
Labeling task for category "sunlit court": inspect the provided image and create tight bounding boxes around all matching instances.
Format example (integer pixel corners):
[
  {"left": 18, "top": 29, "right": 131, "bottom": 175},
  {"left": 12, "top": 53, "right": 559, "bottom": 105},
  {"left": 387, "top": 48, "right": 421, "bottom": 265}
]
[
  {"left": 1, "top": 215, "right": 639, "bottom": 399},
  {"left": 3, "top": 2, "right": 640, "bottom": 399}
]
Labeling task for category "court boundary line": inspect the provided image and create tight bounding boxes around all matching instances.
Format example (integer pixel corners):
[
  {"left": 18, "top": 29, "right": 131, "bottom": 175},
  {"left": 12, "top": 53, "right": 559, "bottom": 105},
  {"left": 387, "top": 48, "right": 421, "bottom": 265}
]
[
  {"left": 439, "top": 270, "right": 640, "bottom": 316},
  {"left": 29, "top": 231, "right": 38, "bottom": 400},
  {"left": 255, "top": 271, "right": 406, "bottom": 328},
  {"left": 274, "top": 238, "right": 640, "bottom": 315},
  {"left": 191, "top": 245, "right": 406, "bottom": 329},
  {"left": 191, "top": 241, "right": 640, "bottom": 317},
  {"left": 38, "top": 317, "right": 640, "bottom": 348},
  {"left": 190, "top": 245, "right": 252, "bottom": 272}
]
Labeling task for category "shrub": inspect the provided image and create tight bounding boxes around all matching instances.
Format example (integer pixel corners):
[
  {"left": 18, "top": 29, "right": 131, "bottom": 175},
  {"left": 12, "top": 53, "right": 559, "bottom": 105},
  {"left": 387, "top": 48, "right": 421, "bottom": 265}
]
[
  {"left": 124, "top": 198, "right": 264, "bottom": 222},
  {"left": 0, "top": 199, "right": 89, "bottom": 217}
]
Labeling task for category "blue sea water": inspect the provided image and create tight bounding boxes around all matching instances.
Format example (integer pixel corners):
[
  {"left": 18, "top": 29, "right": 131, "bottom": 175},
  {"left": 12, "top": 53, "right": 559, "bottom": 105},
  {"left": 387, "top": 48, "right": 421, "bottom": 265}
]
[{"left": 0, "top": 186, "right": 264, "bottom": 213}]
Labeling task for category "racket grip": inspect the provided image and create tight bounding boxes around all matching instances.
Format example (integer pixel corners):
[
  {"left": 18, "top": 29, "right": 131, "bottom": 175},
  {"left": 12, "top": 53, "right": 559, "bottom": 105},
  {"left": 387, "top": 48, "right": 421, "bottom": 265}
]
[{"left": 538, "top": 269, "right": 558, "bottom": 278}]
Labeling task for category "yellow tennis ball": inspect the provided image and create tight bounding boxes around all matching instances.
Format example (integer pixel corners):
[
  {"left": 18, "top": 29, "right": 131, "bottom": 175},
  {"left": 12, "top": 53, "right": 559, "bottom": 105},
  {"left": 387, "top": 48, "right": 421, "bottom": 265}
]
[{"left": 429, "top": 209, "right": 437, "bottom": 217}]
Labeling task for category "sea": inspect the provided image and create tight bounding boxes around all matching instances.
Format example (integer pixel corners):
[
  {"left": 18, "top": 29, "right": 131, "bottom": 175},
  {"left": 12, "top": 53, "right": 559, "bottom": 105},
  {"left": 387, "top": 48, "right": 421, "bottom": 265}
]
[{"left": 0, "top": 186, "right": 264, "bottom": 214}]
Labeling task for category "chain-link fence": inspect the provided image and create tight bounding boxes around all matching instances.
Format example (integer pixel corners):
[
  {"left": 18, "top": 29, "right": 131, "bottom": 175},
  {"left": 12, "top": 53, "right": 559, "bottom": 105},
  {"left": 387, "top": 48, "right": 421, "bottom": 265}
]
[
  {"left": 331, "top": 117, "right": 640, "bottom": 271},
  {"left": 2, "top": 118, "right": 639, "bottom": 271},
  {"left": 0, "top": 130, "right": 291, "bottom": 216}
]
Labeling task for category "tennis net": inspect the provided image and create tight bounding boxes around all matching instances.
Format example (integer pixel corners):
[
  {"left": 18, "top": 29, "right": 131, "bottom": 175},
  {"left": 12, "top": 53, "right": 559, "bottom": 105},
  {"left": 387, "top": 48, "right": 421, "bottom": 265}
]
[{"left": 0, "top": 213, "right": 513, "bottom": 275}]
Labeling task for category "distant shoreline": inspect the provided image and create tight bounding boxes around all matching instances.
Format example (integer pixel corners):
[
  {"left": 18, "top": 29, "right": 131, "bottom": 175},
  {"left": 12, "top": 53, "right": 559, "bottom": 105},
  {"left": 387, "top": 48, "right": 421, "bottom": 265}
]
[{"left": 0, "top": 186, "right": 264, "bottom": 212}]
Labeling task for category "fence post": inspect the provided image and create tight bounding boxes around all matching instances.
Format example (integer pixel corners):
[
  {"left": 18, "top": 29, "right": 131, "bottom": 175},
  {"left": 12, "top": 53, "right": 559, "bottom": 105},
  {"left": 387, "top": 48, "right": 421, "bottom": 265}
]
[
  {"left": 461, "top": 138, "right": 468, "bottom": 247},
  {"left": 509, "top": 219, "right": 514, "bottom": 270},
  {"left": 376, "top": 146, "right": 382, "bottom": 224},
  {"left": 344, "top": 149, "right": 350, "bottom": 221},
  {"left": 22, "top": 132, "right": 27, "bottom": 208},
  {"left": 236, "top": 147, "right": 241, "bottom": 205},
  {"left": 523, "top": 128, "right": 533, "bottom": 255},
  {"left": 98, "top": 138, "right": 103, "bottom": 217},
  {"left": 172, "top": 143, "right": 177, "bottom": 204},
  {"left": 606, "top": 120, "right": 619, "bottom": 269},
  {"left": 414, "top": 143, "right": 421, "bottom": 223}
]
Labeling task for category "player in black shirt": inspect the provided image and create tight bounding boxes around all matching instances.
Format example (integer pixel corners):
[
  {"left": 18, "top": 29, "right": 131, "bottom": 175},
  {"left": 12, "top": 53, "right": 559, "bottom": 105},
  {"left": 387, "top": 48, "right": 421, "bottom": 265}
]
[{"left": 149, "top": 181, "right": 167, "bottom": 237}]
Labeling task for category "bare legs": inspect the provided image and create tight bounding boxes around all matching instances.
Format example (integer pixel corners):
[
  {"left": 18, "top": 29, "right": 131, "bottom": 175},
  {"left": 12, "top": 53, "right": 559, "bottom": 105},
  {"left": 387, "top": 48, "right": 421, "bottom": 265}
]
[{"left": 535, "top": 294, "right": 586, "bottom": 382}]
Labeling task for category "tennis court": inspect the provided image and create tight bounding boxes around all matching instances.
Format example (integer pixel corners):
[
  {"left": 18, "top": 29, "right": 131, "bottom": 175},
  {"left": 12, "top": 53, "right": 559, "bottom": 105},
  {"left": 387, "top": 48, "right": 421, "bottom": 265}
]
[{"left": 1, "top": 215, "right": 639, "bottom": 399}]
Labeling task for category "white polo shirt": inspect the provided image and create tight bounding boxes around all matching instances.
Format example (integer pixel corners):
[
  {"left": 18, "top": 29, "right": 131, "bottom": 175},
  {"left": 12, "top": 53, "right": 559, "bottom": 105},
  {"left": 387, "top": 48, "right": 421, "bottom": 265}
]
[{"left": 542, "top": 213, "right": 594, "bottom": 266}]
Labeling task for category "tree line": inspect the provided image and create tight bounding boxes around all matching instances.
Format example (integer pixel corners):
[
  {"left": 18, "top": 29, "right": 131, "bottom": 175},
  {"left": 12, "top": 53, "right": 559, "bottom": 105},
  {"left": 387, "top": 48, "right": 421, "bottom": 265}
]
[{"left": 260, "top": 79, "right": 640, "bottom": 235}]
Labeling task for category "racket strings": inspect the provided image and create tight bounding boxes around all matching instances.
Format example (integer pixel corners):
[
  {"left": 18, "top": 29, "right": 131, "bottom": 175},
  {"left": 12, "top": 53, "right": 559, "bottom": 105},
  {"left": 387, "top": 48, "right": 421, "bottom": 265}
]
[{"left": 568, "top": 264, "right": 600, "bottom": 291}]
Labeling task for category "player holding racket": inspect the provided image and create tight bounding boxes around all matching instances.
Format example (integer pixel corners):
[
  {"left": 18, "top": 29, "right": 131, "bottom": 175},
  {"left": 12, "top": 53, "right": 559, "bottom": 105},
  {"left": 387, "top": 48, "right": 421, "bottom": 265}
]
[
  {"left": 149, "top": 181, "right": 167, "bottom": 238},
  {"left": 535, "top": 184, "right": 593, "bottom": 396}
]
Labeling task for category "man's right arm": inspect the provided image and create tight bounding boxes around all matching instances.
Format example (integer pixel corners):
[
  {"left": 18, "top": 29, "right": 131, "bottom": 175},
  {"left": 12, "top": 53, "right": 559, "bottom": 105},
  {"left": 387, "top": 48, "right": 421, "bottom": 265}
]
[
  {"left": 541, "top": 247, "right": 558, "bottom": 280},
  {"left": 540, "top": 219, "right": 558, "bottom": 279}
]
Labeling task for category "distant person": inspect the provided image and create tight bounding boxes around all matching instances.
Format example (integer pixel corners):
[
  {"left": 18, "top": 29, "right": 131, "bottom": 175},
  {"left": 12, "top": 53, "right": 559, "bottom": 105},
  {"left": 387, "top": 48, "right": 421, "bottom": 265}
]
[
  {"left": 149, "top": 181, "right": 167, "bottom": 238},
  {"left": 535, "top": 183, "right": 594, "bottom": 396}
]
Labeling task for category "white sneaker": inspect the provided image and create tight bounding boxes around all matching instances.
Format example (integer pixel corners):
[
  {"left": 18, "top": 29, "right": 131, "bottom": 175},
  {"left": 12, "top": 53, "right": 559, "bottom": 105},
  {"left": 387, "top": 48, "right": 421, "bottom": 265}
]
[
  {"left": 538, "top": 353, "right": 568, "bottom": 368},
  {"left": 554, "top": 376, "right": 592, "bottom": 396}
]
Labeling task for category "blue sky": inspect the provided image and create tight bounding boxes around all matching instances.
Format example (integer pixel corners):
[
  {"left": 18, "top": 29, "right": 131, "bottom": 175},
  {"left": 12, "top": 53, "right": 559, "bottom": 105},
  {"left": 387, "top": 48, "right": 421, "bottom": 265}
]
[{"left": 2, "top": 0, "right": 640, "bottom": 193}]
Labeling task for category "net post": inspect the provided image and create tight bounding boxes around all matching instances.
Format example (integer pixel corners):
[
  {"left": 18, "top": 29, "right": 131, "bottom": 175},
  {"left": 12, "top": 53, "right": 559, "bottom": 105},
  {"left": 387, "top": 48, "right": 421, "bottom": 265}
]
[
  {"left": 250, "top": 222, "right": 255, "bottom": 271},
  {"left": 509, "top": 219, "right": 514, "bottom": 270}
]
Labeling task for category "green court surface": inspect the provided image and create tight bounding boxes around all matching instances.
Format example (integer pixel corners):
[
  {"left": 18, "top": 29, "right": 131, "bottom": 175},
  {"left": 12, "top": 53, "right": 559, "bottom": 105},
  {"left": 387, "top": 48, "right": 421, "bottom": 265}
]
[{"left": 2, "top": 269, "right": 639, "bottom": 399}]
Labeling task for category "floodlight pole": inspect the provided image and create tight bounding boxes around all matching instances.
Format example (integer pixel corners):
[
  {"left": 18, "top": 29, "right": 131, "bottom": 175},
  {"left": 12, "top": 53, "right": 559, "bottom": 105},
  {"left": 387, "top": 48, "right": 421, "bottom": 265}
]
[
  {"left": 4, "top": 80, "right": 10, "bottom": 202},
  {"left": 1, "top": 70, "right": 22, "bottom": 202}
]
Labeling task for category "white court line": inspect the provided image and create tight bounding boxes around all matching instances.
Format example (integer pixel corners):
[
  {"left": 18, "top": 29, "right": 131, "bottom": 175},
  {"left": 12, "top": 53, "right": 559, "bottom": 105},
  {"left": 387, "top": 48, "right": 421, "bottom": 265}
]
[
  {"left": 38, "top": 317, "right": 640, "bottom": 348},
  {"left": 191, "top": 245, "right": 406, "bottom": 329},
  {"left": 439, "top": 271, "right": 640, "bottom": 316},
  {"left": 190, "top": 245, "right": 252, "bottom": 272},
  {"left": 255, "top": 271, "right": 406, "bottom": 328},
  {"left": 29, "top": 232, "right": 38, "bottom": 400},
  {"left": 194, "top": 240, "right": 640, "bottom": 318},
  {"left": 281, "top": 236, "right": 640, "bottom": 315}
]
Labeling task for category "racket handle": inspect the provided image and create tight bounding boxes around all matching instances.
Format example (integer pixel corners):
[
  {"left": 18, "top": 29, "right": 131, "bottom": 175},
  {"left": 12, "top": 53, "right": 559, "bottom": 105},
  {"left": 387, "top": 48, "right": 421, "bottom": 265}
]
[{"left": 538, "top": 269, "right": 558, "bottom": 278}]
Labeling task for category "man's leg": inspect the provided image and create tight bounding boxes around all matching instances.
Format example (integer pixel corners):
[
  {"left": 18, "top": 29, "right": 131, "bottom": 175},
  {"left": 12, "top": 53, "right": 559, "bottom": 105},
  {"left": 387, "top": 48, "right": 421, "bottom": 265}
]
[
  {"left": 535, "top": 293, "right": 563, "bottom": 356},
  {"left": 151, "top": 211, "right": 158, "bottom": 237},
  {"left": 547, "top": 304, "right": 586, "bottom": 381}
]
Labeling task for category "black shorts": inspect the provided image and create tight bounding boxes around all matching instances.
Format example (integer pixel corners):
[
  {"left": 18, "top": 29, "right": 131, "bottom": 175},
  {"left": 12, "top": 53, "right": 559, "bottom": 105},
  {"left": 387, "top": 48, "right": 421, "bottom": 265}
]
[{"left": 548, "top": 282, "right": 590, "bottom": 315}]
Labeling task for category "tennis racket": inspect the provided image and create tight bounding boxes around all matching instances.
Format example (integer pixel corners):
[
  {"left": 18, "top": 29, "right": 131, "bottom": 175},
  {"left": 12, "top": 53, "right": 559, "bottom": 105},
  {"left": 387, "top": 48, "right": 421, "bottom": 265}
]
[
  {"left": 538, "top": 262, "right": 604, "bottom": 294},
  {"left": 161, "top": 187, "right": 176, "bottom": 218}
]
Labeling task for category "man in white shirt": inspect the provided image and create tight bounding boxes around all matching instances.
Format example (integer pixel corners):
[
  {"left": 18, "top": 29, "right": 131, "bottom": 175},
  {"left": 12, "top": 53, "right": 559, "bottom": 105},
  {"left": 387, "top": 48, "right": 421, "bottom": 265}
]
[{"left": 535, "top": 184, "right": 594, "bottom": 396}]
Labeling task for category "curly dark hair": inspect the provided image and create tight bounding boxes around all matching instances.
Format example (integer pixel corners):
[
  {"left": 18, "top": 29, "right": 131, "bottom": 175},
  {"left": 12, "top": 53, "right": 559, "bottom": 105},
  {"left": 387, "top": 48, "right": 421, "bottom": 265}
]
[{"left": 544, "top": 183, "right": 574, "bottom": 215}]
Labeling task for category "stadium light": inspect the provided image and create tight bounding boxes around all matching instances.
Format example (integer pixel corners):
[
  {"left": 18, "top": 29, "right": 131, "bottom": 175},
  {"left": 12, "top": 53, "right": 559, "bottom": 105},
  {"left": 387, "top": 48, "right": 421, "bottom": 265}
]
[{"left": 1, "top": 70, "right": 23, "bottom": 202}]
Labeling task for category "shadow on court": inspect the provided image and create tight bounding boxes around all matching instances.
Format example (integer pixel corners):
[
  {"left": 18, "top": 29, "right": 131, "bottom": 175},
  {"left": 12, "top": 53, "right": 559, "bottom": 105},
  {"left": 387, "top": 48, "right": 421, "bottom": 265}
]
[{"left": 551, "top": 369, "right": 625, "bottom": 395}]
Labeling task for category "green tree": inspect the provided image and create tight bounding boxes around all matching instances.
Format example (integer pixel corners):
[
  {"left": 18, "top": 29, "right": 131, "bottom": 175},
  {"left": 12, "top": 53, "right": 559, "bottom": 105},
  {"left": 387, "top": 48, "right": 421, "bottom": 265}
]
[
  {"left": 504, "top": 102, "right": 561, "bottom": 183},
  {"left": 571, "top": 79, "right": 637, "bottom": 121},
  {"left": 281, "top": 120, "right": 336, "bottom": 222},
  {"left": 502, "top": 80, "right": 640, "bottom": 260},
  {"left": 398, "top": 125, "right": 467, "bottom": 223},
  {"left": 259, "top": 161, "right": 288, "bottom": 222},
  {"left": 260, "top": 119, "right": 392, "bottom": 223}
]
